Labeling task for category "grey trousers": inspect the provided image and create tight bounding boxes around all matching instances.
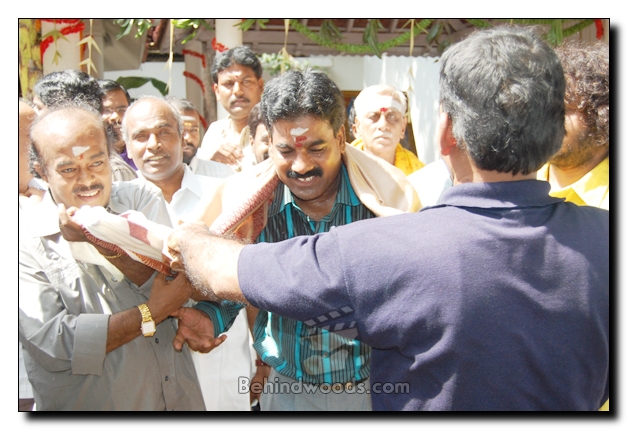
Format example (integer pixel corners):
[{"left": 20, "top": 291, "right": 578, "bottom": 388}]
[{"left": 259, "top": 368, "right": 372, "bottom": 411}]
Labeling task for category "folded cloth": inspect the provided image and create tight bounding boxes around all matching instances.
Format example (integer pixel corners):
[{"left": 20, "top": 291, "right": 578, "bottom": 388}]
[
  {"left": 72, "top": 206, "right": 173, "bottom": 275},
  {"left": 197, "top": 143, "right": 422, "bottom": 241}
]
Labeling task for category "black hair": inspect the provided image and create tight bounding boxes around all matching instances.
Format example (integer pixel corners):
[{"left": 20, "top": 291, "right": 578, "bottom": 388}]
[
  {"left": 439, "top": 26, "right": 565, "bottom": 175},
  {"left": 261, "top": 68, "right": 345, "bottom": 136},
  {"left": 211, "top": 45, "right": 262, "bottom": 84}
]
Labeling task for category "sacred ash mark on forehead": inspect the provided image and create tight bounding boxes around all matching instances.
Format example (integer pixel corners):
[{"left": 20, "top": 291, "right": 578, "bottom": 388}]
[
  {"left": 72, "top": 146, "right": 90, "bottom": 159},
  {"left": 362, "top": 95, "right": 404, "bottom": 115},
  {"left": 290, "top": 127, "right": 309, "bottom": 146}
]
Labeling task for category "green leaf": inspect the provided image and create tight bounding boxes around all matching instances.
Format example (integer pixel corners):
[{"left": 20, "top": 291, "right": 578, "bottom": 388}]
[
  {"left": 320, "top": 19, "right": 343, "bottom": 43},
  {"left": 363, "top": 19, "right": 383, "bottom": 57},
  {"left": 426, "top": 23, "right": 442, "bottom": 44},
  {"left": 52, "top": 50, "right": 62, "bottom": 65},
  {"left": 115, "top": 76, "right": 169, "bottom": 96},
  {"left": 238, "top": 19, "right": 268, "bottom": 31},
  {"left": 546, "top": 19, "right": 565, "bottom": 46},
  {"left": 148, "top": 78, "right": 168, "bottom": 96},
  {"left": 561, "top": 19, "right": 595, "bottom": 41},
  {"left": 437, "top": 39, "right": 451, "bottom": 55},
  {"left": 115, "top": 19, "right": 134, "bottom": 40},
  {"left": 467, "top": 19, "right": 491, "bottom": 28}
]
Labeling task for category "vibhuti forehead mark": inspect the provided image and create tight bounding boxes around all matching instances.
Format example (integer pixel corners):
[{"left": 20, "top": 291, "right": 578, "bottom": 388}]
[
  {"left": 290, "top": 127, "right": 308, "bottom": 147},
  {"left": 362, "top": 95, "right": 404, "bottom": 115},
  {"left": 72, "top": 146, "right": 90, "bottom": 160}
]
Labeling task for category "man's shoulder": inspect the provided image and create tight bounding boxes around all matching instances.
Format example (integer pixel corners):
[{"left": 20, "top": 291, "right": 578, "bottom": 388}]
[
  {"left": 193, "top": 158, "right": 235, "bottom": 179},
  {"left": 112, "top": 178, "right": 161, "bottom": 198},
  {"left": 207, "top": 117, "right": 230, "bottom": 133},
  {"left": 110, "top": 180, "right": 168, "bottom": 212}
]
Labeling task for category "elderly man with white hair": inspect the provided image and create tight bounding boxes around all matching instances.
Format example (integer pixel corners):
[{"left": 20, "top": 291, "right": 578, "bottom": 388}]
[{"left": 351, "top": 84, "right": 424, "bottom": 175}]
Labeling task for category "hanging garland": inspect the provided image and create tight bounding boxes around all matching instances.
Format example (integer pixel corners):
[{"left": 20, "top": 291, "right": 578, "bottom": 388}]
[
  {"left": 182, "top": 48, "right": 207, "bottom": 68},
  {"left": 211, "top": 37, "right": 228, "bottom": 52},
  {"left": 183, "top": 70, "right": 206, "bottom": 93},
  {"left": 288, "top": 19, "right": 433, "bottom": 56},
  {"left": 594, "top": 19, "right": 605, "bottom": 40},
  {"left": 40, "top": 19, "right": 85, "bottom": 62}
]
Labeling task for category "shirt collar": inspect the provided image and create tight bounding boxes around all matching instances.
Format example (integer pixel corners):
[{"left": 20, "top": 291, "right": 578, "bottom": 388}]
[
  {"left": 189, "top": 156, "right": 200, "bottom": 173},
  {"left": 537, "top": 157, "right": 609, "bottom": 208},
  {"left": 135, "top": 165, "right": 203, "bottom": 200},
  {"left": 433, "top": 180, "right": 562, "bottom": 210},
  {"left": 178, "top": 164, "right": 205, "bottom": 199}
]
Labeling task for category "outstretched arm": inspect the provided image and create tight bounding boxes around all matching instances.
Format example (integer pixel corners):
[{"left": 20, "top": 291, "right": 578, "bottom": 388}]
[{"left": 167, "top": 221, "right": 246, "bottom": 304}]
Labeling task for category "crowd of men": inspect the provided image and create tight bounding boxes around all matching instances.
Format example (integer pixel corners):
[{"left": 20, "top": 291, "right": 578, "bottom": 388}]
[{"left": 18, "top": 26, "right": 609, "bottom": 412}]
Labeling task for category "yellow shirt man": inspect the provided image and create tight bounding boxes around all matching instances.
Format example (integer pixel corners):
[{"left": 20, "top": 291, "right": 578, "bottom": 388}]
[
  {"left": 351, "top": 137, "right": 424, "bottom": 176},
  {"left": 537, "top": 156, "right": 609, "bottom": 210}
]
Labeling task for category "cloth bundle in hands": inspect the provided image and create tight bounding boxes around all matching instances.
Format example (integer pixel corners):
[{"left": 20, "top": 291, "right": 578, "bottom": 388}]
[{"left": 72, "top": 206, "right": 174, "bottom": 275}]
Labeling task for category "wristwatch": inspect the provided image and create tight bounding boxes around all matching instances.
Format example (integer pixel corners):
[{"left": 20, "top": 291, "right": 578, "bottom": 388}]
[{"left": 138, "top": 303, "right": 156, "bottom": 337}]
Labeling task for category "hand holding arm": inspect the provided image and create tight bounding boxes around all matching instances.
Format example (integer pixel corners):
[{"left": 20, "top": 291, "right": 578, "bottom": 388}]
[
  {"left": 170, "top": 307, "right": 227, "bottom": 353},
  {"left": 105, "top": 272, "right": 194, "bottom": 353}
]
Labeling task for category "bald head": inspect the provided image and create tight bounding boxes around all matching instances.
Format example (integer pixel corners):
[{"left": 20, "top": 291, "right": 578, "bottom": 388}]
[
  {"left": 122, "top": 96, "right": 183, "bottom": 144},
  {"left": 30, "top": 105, "right": 112, "bottom": 208},
  {"left": 352, "top": 84, "right": 408, "bottom": 159},
  {"left": 31, "top": 106, "right": 108, "bottom": 169},
  {"left": 353, "top": 85, "right": 407, "bottom": 118}
]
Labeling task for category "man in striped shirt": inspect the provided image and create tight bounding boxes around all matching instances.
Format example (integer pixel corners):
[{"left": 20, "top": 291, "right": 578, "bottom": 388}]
[{"left": 174, "top": 69, "right": 419, "bottom": 411}]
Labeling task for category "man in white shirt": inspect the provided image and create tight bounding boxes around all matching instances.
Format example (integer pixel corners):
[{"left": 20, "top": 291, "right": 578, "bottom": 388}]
[
  {"left": 167, "top": 96, "right": 235, "bottom": 180},
  {"left": 122, "top": 95, "right": 255, "bottom": 410},
  {"left": 196, "top": 46, "right": 264, "bottom": 171}
]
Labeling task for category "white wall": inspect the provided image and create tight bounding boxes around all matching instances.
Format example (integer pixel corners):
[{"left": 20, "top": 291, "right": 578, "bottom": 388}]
[{"left": 104, "top": 62, "right": 187, "bottom": 100}]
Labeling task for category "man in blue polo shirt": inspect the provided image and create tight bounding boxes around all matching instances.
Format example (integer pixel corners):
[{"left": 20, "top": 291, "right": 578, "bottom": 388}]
[
  {"left": 171, "top": 68, "right": 419, "bottom": 411},
  {"left": 168, "top": 28, "right": 608, "bottom": 411}
]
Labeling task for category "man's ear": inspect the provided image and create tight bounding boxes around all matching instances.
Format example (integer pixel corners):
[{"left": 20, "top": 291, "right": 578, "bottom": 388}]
[
  {"left": 258, "top": 78, "right": 264, "bottom": 89},
  {"left": 33, "top": 161, "right": 48, "bottom": 184},
  {"left": 352, "top": 119, "right": 361, "bottom": 139},
  {"left": 437, "top": 111, "right": 457, "bottom": 156},
  {"left": 213, "top": 83, "right": 219, "bottom": 95},
  {"left": 337, "top": 125, "right": 346, "bottom": 153}
]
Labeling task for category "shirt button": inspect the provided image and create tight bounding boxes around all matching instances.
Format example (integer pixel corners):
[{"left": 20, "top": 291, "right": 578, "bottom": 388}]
[
  {"left": 323, "top": 352, "right": 329, "bottom": 358},
  {"left": 155, "top": 338, "right": 159, "bottom": 344},
  {"left": 165, "top": 376, "right": 169, "bottom": 381}
]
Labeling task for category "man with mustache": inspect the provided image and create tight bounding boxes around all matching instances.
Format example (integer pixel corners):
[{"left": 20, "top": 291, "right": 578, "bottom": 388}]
[
  {"left": 167, "top": 96, "right": 235, "bottom": 180},
  {"left": 98, "top": 79, "right": 138, "bottom": 176},
  {"left": 122, "top": 96, "right": 254, "bottom": 411},
  {"left": 351, "top": 84, "right": 424, "bottom": 175},
  {"left": 19, "top": 103, "right": 204, "bottom": 410},
  {"left": 196, "top": 46, "right": 264, "bottom": 171},
  {"left": 31, "top": 70, "right": 137, "bottom": 182},
  {"left": 171, "top": 69, "right": 420, "bottom": 411}
]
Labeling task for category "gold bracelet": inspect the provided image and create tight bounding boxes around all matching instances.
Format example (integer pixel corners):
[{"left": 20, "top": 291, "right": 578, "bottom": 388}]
[{"left": 102, "top": 252, "right": 124, "bottom": 260}]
